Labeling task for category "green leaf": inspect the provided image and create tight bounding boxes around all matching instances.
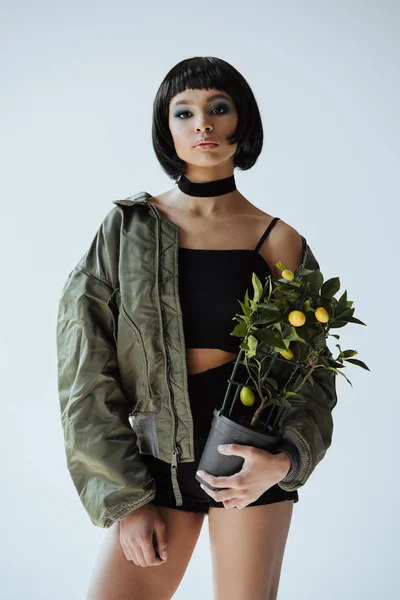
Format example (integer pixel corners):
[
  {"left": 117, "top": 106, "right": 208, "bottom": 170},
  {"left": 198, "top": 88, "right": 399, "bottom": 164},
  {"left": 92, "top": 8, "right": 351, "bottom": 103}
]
[
  {"left": 261, "top": 376, "right": 279, "bottom": 390},
  {"left": 321, "top": 277, "right": 340, "bottom": 299},
  {"left": 336, "top": 289, "right": 347, "bottom": 316},
  {"left": 237, "top": 299, "right": 250, "bottom": 318},
  {"left": 329, "top": 320, "right": 348, "bottom": 328},
  {"left": 255, "top": 328, "right": 287, "bottom": 350},
  {"left": 346, "top": 316, "right": 367, "bottom": 326},
  {"left": 230, "top": 321, "right": 247, "bottom": 337},
  {"left": 252, "top": 272, "right": 263, "bottom": 303},
  {"left": 257, "top": 302, "right": 280, "bottom": 311},
  {"left": 308, "top": 270, "right": 324, "bottom": 293},
  {"left": 249, "top": 299, "right": 259, "bottom": 312},
  {"left": 252, "top": 312, "right": 285, "bottom": 327},
  {"left": 283, "top": 325, "right": 304, "bottom": 343},
  {"left": 323, "top": 365, "right": 353, "bottom": 385},
  {"left": 295, "top": 267, "right": 315, "bottom": 278},
  {"left": 248, "top": 335, "right": 259, "bottom": 354},
  {"left": 282, "top": 291, "right": 303, "bottom": 303},
  {"left": 315, "top": 297, "right": 331, "bottom": 314},
  {"left": 342, "top": 349, "right": 358, "bottom": 358},
  {"left": 313, "top": 332, "right": 327, "bottom": 351},
  {"left": 329, "top": 360, "right": 346, "bottom": 369},
  {"left": 244, "top": 288, "right": 250, "bottom": 308},
  {"left": 275, "top": 260, "right": 286, "bottom": 272},
  {"left": 233, "top": 314, "right": 248, "bottom": 323},
  {"left": 337, "top": 308, "right": 355, "bottom": 319},
  {"left": 317, "top": 356, "right": 331, "bottom": 368},
  {"left": 293, "top": 323, "right": 315, "bottom": 344},
  {"left": 278, "top": 279, "right": 302, "bottom": 289},
  {"left": 345, "top": 358, "right": 370, "bottom": 371}
]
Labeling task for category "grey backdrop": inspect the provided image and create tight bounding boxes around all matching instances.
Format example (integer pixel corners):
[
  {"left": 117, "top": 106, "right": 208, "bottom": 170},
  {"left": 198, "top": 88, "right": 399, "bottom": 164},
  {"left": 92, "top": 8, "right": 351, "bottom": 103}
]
[{"left": 1, "top": 1, "right": 398, "bottom": 598}]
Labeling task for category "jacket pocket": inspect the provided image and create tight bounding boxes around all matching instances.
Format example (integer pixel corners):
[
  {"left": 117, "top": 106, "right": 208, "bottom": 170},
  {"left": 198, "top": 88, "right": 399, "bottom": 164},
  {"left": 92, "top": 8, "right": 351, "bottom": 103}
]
[{"left": 128, "top": 411, "right": 159, "bottom": 456}]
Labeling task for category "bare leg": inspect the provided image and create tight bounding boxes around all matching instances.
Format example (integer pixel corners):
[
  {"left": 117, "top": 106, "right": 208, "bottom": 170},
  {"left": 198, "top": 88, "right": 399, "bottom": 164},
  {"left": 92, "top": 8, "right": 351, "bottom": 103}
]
[{"left": 87, "top": 506, "right": 205, "bottom": 600}]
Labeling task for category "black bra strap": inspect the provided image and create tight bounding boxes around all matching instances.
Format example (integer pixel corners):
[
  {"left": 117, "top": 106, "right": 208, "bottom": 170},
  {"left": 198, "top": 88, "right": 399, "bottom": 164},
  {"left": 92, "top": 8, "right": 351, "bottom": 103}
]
[{"left": 254, "top": 217, "right": 280, "bottom": 251}]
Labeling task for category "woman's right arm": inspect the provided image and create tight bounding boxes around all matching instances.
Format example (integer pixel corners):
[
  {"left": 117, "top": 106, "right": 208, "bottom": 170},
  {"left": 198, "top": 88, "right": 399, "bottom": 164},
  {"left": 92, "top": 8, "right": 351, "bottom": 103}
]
[{"left": 56, "top": 263, "right": 156, "bottom": 529}]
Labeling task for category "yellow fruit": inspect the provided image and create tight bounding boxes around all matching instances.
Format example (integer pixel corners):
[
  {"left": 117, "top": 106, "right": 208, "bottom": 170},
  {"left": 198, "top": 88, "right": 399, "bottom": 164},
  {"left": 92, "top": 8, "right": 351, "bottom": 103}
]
[
  {"left": 315, "top": 307, "right": 329, "bottom": 323},
  {"left": 280, "top": 347, "right": 294, "bottom": 360},
  {"left": 281, "top": 269, "right": 294, "bottom": 281},
  {"left": 288, "top": 310, "right": 306, "bottom": 327},
  {"left": 240, "top": 386, "right": 255, "bottom": 407}
]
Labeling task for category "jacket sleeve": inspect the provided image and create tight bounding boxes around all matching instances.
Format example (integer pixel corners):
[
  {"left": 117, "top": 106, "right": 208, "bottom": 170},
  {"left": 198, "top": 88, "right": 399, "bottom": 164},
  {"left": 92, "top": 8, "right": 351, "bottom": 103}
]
[
  {"left": 274, "top": 353, "right": 338, "bottom": 491},
  {"left": 273, "top": 236, "right": 338, "bottom": 491},
  {"left": 56, "top": 264, "right": 156, "bottom": 528}
]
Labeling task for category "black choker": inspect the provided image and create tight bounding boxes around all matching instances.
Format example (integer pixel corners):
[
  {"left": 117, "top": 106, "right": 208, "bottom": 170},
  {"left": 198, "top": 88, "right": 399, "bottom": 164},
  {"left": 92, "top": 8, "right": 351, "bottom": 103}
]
[{"left": 177, "top": 174, "right": 236, "bottom": 197}]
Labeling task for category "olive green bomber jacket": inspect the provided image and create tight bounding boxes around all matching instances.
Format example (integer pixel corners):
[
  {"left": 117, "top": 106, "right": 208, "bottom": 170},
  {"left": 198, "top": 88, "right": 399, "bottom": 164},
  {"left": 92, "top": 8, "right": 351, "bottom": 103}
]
[{"left": 56, "top": 191, "right": 338, "bottom": 528}]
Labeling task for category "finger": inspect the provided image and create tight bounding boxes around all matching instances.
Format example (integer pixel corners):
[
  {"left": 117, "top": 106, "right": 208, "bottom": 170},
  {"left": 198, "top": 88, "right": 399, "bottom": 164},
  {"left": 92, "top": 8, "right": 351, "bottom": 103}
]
[
  {"left": 120, "top": 540, "right": 134, "bottom": 563},
  {"left": 223, "top": 499, "right": 241, "bottom": 510},
  {"left": 153, "top": 525, "right": 168, "bottom": 562},
  {"left": 118, "top": 524, "right": 131, "bottom": 562},
  {"left": 119, "top": 531, "right": 138, "bottom": 565},
  {"left": 200, "top": 483, "right": 215, "bottom": 499},
  {"left": 201, "top": 479, "right": 231, "bottom": 493},
  {"left": 135, "top": 544, "right": 147, "bottom": 568},
  {"left": 198, "top": 471, "right": 241, "bottom": 489},
  {"left": 126, "top": 541, "right": 140, "bottom": 566},
  {"left": 201, "top": 483, "right": 237, "bottom": 504},
  {"left": 142, "top": 537, "right": 165, "bottom": 567}
]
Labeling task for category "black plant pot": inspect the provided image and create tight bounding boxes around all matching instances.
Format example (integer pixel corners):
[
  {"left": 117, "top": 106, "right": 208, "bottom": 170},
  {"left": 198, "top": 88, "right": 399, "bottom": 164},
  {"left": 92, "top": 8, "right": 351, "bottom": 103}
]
[{"left": 195, "top": 408, "right": 283, "bottom": 492}]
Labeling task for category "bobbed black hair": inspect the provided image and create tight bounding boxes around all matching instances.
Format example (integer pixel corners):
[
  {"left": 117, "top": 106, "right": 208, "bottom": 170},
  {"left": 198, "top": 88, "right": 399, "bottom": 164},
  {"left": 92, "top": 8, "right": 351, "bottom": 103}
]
[{"left": 152, "top": 56, "right": 264, "bottom": 181}]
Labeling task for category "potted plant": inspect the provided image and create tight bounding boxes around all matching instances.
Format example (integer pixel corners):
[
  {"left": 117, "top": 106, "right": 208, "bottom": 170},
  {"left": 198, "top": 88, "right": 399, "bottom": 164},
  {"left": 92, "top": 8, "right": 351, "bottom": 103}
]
[{"left": 195, "top": 260, "right": 370, "bottom": 491}]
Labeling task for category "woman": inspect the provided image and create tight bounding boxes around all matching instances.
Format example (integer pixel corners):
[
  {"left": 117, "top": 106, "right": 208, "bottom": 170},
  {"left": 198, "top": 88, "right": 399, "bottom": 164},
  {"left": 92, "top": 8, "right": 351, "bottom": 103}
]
[{"left": 57, "top": 56, "right": 337, "bottom": 600}]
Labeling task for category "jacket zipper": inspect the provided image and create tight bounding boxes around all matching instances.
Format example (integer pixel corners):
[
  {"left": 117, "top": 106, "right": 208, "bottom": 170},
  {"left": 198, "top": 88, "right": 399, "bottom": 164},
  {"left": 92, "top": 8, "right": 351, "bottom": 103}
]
[
  {"left": 161, "top": 299, "right": 181, "bottom": 466},
  {"left": 148, "top": 203, "right": 182, "bottom": 503}
]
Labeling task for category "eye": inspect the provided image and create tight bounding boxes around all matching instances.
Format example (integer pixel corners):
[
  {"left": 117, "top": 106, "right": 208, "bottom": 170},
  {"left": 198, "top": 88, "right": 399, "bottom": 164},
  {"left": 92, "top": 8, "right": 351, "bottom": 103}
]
[
  {"left": 175, "top": 110, "right": 191, "bottom": 119},
  {"left": 212, "top": 104, "right": 230, "bottom": 115},
  {"left": 174, "top": 104, "right": 231, "bottom": 119}
]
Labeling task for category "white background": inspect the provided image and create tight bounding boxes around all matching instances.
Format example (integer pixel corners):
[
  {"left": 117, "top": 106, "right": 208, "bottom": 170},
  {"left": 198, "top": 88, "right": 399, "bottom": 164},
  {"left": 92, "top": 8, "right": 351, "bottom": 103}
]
[{"left": 1, "top": 1, "right": 398, "bottom": 598}]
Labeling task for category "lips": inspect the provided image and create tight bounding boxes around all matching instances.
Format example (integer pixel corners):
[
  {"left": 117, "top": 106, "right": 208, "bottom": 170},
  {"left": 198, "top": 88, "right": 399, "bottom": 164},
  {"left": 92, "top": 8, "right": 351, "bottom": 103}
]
[{"left": 194, "top": 140, "right": 219, "bottom": 147}]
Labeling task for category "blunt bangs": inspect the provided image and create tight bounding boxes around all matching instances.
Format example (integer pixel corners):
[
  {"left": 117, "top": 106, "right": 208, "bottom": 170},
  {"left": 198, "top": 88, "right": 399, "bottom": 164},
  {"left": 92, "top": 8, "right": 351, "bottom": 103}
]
[{"left": 152, "top": 56, "right": 264, "bottom": 181}]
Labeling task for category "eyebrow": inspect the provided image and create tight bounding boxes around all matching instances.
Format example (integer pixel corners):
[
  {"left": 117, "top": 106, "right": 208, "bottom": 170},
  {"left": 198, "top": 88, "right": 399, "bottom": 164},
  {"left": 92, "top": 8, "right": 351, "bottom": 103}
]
[{"left": 171, "top": 93, "right": 231, "bottom": 109}]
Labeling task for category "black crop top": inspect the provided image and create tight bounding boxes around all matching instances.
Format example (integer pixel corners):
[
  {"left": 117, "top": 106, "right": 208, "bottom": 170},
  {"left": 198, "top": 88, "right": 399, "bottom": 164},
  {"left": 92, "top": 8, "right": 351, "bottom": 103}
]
[{"left": 178, "top": 217, "right": 280, "bottom": 353}]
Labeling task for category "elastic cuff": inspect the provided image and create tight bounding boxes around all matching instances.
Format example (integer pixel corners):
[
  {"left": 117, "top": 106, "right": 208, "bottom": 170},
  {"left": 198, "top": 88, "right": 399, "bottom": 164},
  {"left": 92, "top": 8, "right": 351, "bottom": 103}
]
[{"left": 274, "top": 438, "right": 300, "bottom": 486}]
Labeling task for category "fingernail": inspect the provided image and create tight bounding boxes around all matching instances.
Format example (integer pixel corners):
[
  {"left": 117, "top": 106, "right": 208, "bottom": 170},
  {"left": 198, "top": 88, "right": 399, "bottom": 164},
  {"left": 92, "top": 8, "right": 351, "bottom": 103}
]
[
  {"left": 196, "top": 470, "right": 202, "bottom": 477},
  {"left": 161, "top": 551, "right": 167, "bottom": 560}
]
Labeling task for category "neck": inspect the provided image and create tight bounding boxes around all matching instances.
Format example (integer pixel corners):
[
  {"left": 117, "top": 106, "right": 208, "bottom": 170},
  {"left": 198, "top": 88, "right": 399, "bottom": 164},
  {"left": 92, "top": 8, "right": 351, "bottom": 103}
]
[{"left": 174, "top": 171, "right": 239, "bottom": 216}]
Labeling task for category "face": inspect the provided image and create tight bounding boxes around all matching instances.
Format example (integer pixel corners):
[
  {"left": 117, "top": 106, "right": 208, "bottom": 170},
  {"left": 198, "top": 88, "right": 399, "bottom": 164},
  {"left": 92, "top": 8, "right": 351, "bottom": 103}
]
[{"left": 168, "top": 88, "right": 239, "bottom": 173}]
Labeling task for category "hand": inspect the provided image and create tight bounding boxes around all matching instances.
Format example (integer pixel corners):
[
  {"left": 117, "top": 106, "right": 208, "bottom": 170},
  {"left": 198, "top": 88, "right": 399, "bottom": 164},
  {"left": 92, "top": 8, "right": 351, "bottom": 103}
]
[
  {"left": 119, "top": 503, "right": 168, "bottom": 567},
  {"left": 196, "top": 444, "right": 291, "bottom": 510}
]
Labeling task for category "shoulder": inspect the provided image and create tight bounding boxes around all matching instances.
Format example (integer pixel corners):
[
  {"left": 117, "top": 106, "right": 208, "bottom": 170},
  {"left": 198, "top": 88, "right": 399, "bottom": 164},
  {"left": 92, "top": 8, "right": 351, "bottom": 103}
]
[
  {"left": 76, "top": 193, "right": 151, "bottom": 287},
  {"left": 261, "top": 218, "right": 304, "bottom": 279}
]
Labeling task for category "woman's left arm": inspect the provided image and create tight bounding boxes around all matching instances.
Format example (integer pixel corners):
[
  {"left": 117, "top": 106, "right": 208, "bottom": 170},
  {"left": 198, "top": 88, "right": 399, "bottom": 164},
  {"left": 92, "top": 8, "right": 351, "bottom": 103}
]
[{"left": 265, "top": 224, "right": 338, "bottom": 491}]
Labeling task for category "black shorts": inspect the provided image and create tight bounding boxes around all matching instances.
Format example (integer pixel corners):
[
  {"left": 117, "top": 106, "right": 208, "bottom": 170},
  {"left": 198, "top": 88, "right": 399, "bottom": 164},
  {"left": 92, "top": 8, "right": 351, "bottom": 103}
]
[{"left": 141, "top": 358, "right": 299, "bottom": 514}]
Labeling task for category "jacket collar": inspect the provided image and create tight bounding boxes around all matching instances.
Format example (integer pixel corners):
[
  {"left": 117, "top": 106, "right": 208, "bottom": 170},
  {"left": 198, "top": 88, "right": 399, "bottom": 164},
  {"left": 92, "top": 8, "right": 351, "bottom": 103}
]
[{"left": 112, "top": 192, "right": 152, "bottom": 206}]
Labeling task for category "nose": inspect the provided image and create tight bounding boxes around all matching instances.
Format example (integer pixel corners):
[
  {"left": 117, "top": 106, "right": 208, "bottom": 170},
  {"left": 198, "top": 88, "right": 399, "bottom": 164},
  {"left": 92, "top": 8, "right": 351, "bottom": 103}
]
[
  {"left": 194, "top": 118, "right": 213, "bottom": 133},
  {"left": 194, "top": 111, "right": 214, "bottom": 132}
]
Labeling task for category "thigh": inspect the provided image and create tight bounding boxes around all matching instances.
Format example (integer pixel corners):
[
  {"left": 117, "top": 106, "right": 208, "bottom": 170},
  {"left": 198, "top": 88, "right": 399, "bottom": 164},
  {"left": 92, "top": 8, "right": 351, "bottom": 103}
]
[
  {"left": 86, "top": 506, "right": 205, "bottom": 600},
  {"left": 208, "top": 500, "right": 295, "bottom": 600}
]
